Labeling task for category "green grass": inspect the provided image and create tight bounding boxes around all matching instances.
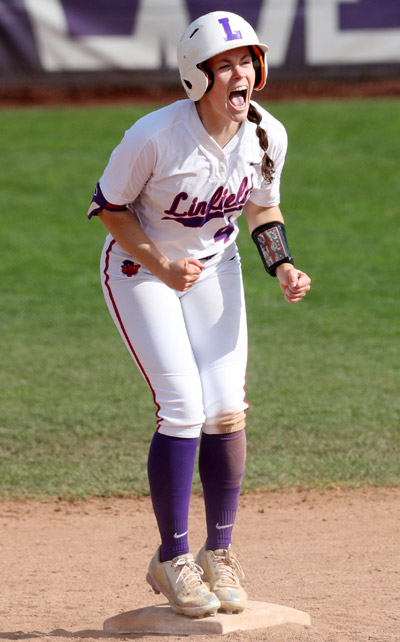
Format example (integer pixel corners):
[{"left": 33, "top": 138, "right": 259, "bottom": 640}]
[{"left": 0, "top": 98, "right": 399, "bottom": 498}]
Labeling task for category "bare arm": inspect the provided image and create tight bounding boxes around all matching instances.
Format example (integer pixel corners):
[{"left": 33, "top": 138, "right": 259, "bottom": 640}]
[
  {"left": 98, "top": 209, "right": 204, "bottom": 291},
  {"left": 243, "top": 201, "right": 311, "bottom": 303},
  {"left": 244, "top": 202, "right": 285, "bottom": 232}
]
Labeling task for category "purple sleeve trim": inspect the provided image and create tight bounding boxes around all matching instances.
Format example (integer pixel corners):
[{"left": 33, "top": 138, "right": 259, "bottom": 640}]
[{"left": 87, "top": 182, "right": 128, "bottom": 219}]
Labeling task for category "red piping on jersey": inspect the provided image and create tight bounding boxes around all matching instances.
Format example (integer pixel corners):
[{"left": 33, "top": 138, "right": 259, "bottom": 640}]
[{"left": 103, "top": 239, "right": 162, "bottom": 431}]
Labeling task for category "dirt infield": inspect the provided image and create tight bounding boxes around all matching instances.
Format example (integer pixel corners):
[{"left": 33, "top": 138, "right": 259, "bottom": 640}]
[{"left": 1, "top": 487, "right": 399, "bottom": 641}]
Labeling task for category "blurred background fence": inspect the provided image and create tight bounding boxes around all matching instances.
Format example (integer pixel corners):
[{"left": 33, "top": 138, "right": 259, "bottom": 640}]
[{"left": 1, "top": 0, "right": 399, "bottom": 100}]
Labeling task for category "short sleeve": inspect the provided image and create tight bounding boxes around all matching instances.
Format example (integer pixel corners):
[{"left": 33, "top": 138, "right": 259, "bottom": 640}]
[{"left": 99, "top": 122, "right": 156, "bottom": 206}]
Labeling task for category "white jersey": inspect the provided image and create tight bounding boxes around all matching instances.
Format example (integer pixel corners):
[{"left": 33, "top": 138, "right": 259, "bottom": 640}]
[{"left": 100, "top": 99, "right": 287, "bottom": 261}]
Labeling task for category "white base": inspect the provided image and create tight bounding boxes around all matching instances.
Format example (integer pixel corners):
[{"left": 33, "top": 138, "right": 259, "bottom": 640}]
[{"left": 103, "top": 600, "right": 311, "bottom": 635}]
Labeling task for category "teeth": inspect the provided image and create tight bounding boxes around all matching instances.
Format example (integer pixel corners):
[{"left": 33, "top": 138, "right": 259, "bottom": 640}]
[{"left": 234, "top": 86, "right": 247, "bottom": 92}]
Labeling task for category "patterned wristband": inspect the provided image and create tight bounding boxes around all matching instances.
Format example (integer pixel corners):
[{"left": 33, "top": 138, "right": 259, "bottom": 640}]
[{"left": 251, "top": 221, "right": 294, "bottom": 276}]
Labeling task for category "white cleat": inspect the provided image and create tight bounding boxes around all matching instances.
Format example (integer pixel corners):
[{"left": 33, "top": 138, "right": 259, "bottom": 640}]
[
  {"left": 196, "top": 544, "right": 247, "bottom": 613},
  {"left": 146, "top": 547, "right": 220, "bottom": 618}
]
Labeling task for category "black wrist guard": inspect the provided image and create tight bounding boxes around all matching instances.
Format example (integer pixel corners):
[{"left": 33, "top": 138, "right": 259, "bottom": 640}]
[{"left": 251, "top": 221, "right": 294, "bottom": 276}]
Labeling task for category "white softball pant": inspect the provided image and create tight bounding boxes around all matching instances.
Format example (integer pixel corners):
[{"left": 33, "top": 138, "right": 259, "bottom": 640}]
[{"left": 100, "top": 238, "right": 249, "bottom": 438}]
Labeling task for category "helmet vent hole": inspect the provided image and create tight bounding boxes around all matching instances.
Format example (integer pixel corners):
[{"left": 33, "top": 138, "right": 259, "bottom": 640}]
[
  {"left": 184, "top": 80, "right": 193, "bottom": 89},
  {"left": 189, "top": 28, "right": 199, "bottom": 38}
]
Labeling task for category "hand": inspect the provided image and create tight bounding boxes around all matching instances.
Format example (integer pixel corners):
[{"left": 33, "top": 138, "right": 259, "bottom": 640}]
[
  {"left": 158, "top": 257, "right": 205, "bottom": 292},
  {"left": 276, "top": 264, "right": 311, "bottom": 303}
]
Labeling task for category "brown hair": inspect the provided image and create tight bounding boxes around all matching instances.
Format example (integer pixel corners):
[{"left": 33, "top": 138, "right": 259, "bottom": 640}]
[{"left": 247, "top": 103, "right": 274, "bottom": 183}]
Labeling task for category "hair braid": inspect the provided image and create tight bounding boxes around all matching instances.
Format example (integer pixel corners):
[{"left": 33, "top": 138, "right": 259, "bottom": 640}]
[{"left": 247, "top": 103, "right": 274, "bottom": 183}]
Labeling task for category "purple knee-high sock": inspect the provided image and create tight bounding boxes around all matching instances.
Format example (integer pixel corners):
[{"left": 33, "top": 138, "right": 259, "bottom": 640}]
[
  {"left": 147, "top": 431, "right": 198, "bottom": 562},
  {"left": 199, "top": 430, "right": 247, "bottom": 550}
]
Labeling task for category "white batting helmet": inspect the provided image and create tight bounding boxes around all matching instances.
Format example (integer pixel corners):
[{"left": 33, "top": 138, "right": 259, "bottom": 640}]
[{"left": 177, "top": 11, "right": 268, "bottom": 101}]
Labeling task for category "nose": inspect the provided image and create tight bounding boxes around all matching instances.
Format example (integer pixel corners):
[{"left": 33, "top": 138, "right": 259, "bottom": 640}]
[{"left": 232, "top": 64, "right": 245, "bottom": 78}]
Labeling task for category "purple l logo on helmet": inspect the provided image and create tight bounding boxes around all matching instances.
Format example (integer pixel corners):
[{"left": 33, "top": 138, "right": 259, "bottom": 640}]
[{"left": 218, "top": 17, "right": 242, "bottom": 41}]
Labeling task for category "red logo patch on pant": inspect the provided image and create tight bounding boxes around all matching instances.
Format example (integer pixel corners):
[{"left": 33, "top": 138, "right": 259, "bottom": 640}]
[{"left": 121, "top": 260, "right": 140, "bottom": 276}]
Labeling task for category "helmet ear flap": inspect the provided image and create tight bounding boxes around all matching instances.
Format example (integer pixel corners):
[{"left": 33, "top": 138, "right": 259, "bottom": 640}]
[
  {"left": 250, "top": 45, "right": 267, "bottom": 90},
  {"left": 197, "top": 62, "right": 214, "bottom": 94},
  {"left": 181, "top": 65, "right": 209, "bottom": 101}
]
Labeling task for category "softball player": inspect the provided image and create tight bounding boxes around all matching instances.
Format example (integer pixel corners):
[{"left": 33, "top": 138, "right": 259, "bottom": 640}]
[{"left": 88, "top": 11, "right": 310, "bottom": 618}]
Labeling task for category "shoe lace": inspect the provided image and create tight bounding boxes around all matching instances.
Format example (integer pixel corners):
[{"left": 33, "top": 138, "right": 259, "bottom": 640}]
[
  {"left": 214, "top": 546, "right": 245, "bottom": 585},
  {"left": 173, "top": 556, "right": 205, "bottom": 591}
]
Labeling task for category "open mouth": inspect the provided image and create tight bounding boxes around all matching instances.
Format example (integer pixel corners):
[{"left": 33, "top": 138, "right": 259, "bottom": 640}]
[{"left": 229, "top": 86, "right": 248, "bottom": 108}]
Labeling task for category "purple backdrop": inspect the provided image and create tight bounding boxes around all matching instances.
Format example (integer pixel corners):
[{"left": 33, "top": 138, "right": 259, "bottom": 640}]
[{"left": 0, "top": 0, "right": 399, "bottom": 83}]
